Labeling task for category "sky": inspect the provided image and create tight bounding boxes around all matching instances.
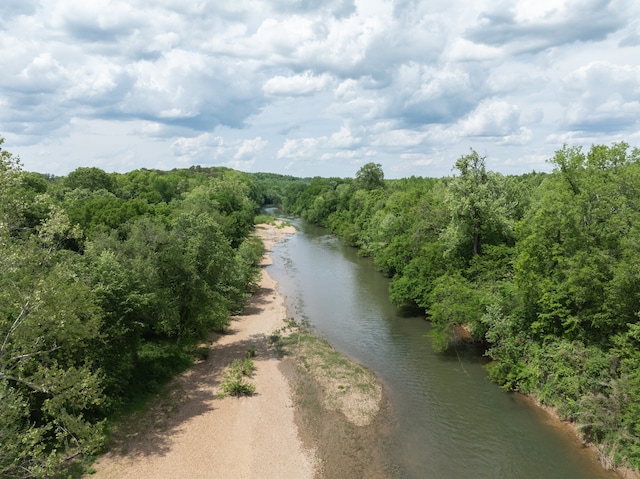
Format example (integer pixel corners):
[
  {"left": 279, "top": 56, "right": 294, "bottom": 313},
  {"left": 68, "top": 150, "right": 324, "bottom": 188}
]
[{"left": 1, "top": 0, "right": 639, "bottom": 179}]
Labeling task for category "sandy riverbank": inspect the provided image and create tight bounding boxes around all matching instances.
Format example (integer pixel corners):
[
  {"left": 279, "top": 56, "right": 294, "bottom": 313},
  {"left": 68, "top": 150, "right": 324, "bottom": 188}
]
[{"left": 87, "top": 221, "right": 317, "bottom": 479}]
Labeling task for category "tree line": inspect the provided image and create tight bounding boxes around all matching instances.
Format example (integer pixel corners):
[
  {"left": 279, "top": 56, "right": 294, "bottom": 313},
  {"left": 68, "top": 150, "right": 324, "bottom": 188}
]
[
  {"left": 0, "top": 138, "right": 265, "bottom": 478},
  {"left": 256, "top": 144, "right": 640, "bottom": 472}
]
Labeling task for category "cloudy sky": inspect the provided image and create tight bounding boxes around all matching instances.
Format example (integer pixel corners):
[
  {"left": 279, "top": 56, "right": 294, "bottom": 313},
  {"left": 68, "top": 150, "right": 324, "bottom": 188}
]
[{"left": 1, "top": 0, "right": 639, "bottom": 178}]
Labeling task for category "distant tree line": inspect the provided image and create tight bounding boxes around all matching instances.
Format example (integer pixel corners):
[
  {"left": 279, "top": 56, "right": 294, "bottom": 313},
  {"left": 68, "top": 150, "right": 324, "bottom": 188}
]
[
  {"left": 0, "top": 138, "right": 264, "bottom": 478},
  {"left": 255, "top": 146, "right": 640, "bottom": 472}
]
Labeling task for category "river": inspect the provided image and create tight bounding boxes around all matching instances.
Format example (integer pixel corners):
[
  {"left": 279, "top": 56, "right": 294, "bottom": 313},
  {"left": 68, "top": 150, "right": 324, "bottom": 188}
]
[{"left": 266, "top": 213, "right": 619, "bottom": 479}]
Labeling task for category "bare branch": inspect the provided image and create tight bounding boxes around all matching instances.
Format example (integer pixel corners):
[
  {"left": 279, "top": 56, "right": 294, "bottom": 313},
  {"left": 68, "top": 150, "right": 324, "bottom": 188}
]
[
  {"left": 5, "top": 344, "right": 61, "bottom": 371},
  {"left": 0, "top": 372, "right": 50, "bottom": 394},
  {"left": 1, "top": 300, "right": 31, "bottom": 356}
]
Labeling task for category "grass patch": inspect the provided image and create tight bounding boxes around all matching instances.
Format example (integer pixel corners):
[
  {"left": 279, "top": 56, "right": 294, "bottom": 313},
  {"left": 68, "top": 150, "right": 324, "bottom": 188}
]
[
  {"left": 254, "top": 213, "right": 276, "bottom": 224},
  {"left": 221, "top": 357, "right": 256, "bottom": 397},
  {"left": 269, "top": 317, "right": 302, "bottom": 354}
]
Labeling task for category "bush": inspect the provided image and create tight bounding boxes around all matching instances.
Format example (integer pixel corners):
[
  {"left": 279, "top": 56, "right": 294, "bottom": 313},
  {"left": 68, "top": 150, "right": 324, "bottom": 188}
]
[
  {"left": 221, "top": 358, "right": 256, "bottom": 397},
  {"left": 254, "top": 213, "right": 275, "bottom": 224}
]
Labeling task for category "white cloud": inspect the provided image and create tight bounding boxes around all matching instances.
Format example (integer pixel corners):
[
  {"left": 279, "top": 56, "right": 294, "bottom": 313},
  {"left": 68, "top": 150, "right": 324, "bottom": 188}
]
[
  {"left": 277, "top": 137, "right": 326, "bottom": 160},
  {"left": 561, "top": 61, "right": 640, "bottom": 132},
  {"left": 465, "top": 0, "right": 629, "bottom": 55},
  {"left": 370, "top": 128, "right": 428, "bottom": 148},
  {"left": 264, "top": 71, "right": 333, "bottom": 96},
  {"left": 19, "top": 53, "right": 68, "bottom": 92},
  {"left": 327, "top": 125, "right": 361, "bottom": 148},
  {"left": 254, "top": 17, "right": 316, "bottom": 54},
  {"left": 0, "top": 0, "right": 639, "bottom": 178},
  {"left": 457, "top": 100, "right": 522, "bottom": 137},
  {"left": 234, "top": 137, "right": 269, "bottom": 160},
  {"left": 171, "top": 134, "right": 227, "bottom": 164},
  {"left": 446, "top": 38, "right": 502, "bottom": 62},
  {"left": 0, "top": 0, "right": 39, "bottom": 19}
]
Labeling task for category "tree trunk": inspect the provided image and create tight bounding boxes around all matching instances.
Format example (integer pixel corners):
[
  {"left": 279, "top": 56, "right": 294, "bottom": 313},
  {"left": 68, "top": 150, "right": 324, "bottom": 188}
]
[{"left": 473, "top": 230, "right": 481, "bottom": 256}]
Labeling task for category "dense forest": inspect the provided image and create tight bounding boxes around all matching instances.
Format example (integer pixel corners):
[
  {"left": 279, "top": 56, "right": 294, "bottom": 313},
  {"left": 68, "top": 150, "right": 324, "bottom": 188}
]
[
  {"left": 0, "top": 138, "right": 265, "bottom": 478},
  {"left": 2, "top": 137, "right": 640, "bottom": 476},
  {"left": 257, "top": 144, "right": 640, "bottom": 472}
]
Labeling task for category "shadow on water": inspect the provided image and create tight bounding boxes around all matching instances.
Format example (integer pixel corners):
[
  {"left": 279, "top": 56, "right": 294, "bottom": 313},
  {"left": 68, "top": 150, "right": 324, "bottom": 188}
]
[{"left": 267, "top": 212, "right": 620, "bottom": 479}]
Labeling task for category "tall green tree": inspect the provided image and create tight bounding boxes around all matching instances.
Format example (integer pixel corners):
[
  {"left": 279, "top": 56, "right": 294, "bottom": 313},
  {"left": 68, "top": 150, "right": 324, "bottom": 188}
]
[
  {"left": 64, "top": 166, "right": 116, "bottom": 193},
  {"left": 354, "top": 162, "right": 385, "bottom": 191},
  {"left": 445, "top": 150, "right": 511, "bottom": 258}
]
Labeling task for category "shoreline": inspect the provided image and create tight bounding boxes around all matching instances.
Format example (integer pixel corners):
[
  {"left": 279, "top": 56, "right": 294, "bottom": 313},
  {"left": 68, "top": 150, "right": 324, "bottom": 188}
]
[
  {"left": 513, "top": 393, "right": 639, "bottom": 479},
  {"left": 284, "top": 357, "right": 398, "bottom": 479},
  {"left": 86, "top": 221, "right": 317, "bottom": 479},
  {"left": 457, "top": 326, "right": 638, "bottom": 479},
  {"left": 86, "top": 220, "right": 392, "bottom": 479},
  {"left": 258, "top": 219, "right": 397, "bottom": 478}
]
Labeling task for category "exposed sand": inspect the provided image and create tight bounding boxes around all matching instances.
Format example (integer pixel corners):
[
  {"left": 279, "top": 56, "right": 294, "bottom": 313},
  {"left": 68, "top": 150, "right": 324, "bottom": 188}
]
[{"left": 88, "top": 221, "right": 317, "bottom": 479}]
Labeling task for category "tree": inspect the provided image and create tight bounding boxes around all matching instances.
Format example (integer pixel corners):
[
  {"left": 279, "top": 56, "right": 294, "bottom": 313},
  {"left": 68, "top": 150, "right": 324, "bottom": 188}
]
[
  {"left": 0, "top": 208, "right": 105, "bottom": 478},
  {"left": 354, "top": 162, "right": 385, "bottom": 191},
  {"left": 85, "top": 248, "right": 150, "bottom": 401},
  {"left": 445, "top": 150, "right": 510, "bottom": 258},
  {"left": 515, "top": 143, "right": 640, "bottom": 341},
  {"left": 427, "top": 273, "right": 484, "bottom": 351},
  {"left": 64, "top": 166, "right": 116, "bottom": 193},
  {"left": 1, "top": 140, "right": 105, "bottom": 477},
  {"left": 0, "top": 138, "right": 25, "bottom": 234}
]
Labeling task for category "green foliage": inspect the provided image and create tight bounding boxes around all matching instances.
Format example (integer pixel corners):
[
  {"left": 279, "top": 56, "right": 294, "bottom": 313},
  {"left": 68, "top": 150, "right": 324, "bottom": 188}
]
[
  {"left": 63, "top": 190, "right": 152, "bottom": 235},
  {"left": 427, "top": 273, "right": 484, "bottom": 351},
  {"left": 0, "top": 184, "right": 106, "bottom": 476},
  {"left": 0, "top": 137, "right": 266, "bottom": 477},
  {"left": 64, "top": 166, "right": 117, "bottom": 193},
  {"left": 133, "top": 342, "right": 193, "bottom": 394},
  {"left": 222, "top": 358, "right": 256, "bottom": 397},
  {"left": 235, "top": 235, "right": 265, "bottom": 296},
  {"left": 445, "top": 150, "right": 513, "bottom": 259},
  {"left": 354, "top": 162, "right": 385, "bottom": 191},
  {"left": 515, "top": 142, "right": 640, "bottom": 342},
  {"left": 254, "top": 213, "right": 276, "bottom": 224},
  {"left": 0, "top": 138, "right": 26, "bottom": 234}
]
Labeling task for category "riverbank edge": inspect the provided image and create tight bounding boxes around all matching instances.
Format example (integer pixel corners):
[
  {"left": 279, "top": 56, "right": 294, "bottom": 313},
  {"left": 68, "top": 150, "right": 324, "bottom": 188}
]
[
  {"left": 84, "top": 221, "right": 318, "bottom": 479},
  {"left": 280, "top": 355, "right": 398, "bottom": 479},
  {"left": 455, "top": 326, "right": 639, "bottom": 479},
  {"left": 263, "top": 220, "right": 399, "bottom": 478},
  {"left": 514, "top": 392, "right": 639, "bottom": 479}
]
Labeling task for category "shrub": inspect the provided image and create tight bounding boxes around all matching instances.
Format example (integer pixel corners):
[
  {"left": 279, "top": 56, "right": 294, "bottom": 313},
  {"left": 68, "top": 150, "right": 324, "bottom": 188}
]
[{"left": 221, "top": 358, "right": 256, "bottom": 397}]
